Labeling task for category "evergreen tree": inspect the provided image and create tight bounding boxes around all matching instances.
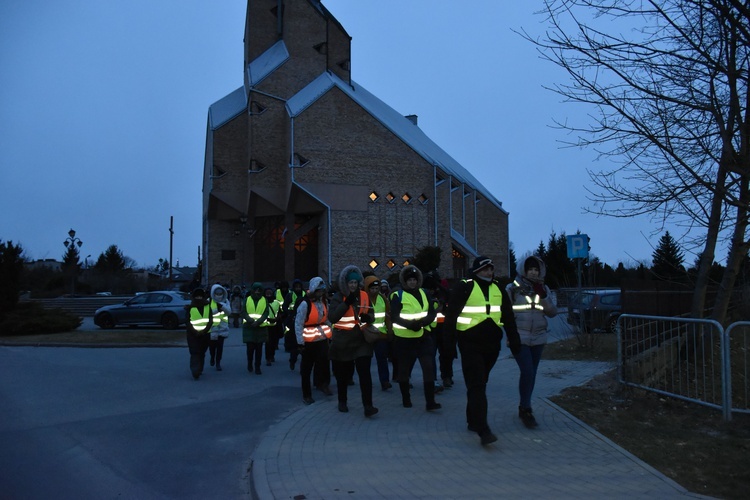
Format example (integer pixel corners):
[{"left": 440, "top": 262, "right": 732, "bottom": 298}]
[
  {"left": 508, "top": 245, "right": 517, "bottom": 278},
  {"left": 0, "top": 240, "right": 24, "bottom": 312},
  {"left": 61, "top": 242, "right": 82, "bottom": 296},
  {"left": 651, "top": 231, "right": 686, "bottom": 281},
  {"left": 413, "top": 245, "right": 441, "bottom": 274},
  {"left": 94, "top": 245, "right": 126, "bottom": 274}
]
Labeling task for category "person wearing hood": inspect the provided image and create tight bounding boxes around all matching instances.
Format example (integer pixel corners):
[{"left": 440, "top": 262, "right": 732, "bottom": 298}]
[
  {"left": 294, "top": 277, "right": 333, "bottom": 405},
  {"left": 208, "top": 284, "right": 231, "bottom": 371},
  {"left": 241, "top": 282, "right": 269, "bottom": 375},
  {"left": 186, "top": 287, "right": 213, "bottom": 380},
  {"left": 282, "top": 279, "right": 306, "bottom": 371},
  {"left": 328, "top": 265, "right": 379, "bottom": 417},
  {"left": 444, "top": 256, "right": 521, "bottom": 446},
  {"left": 390, "top": 265, "right": 441, "bottom": 411},
  {"left": 506, "top": 254, "right": 557, "bottom": 428}
]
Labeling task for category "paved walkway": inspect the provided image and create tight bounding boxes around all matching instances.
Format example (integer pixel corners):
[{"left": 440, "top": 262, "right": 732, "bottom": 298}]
[{"left": 250, "top": 355, "right": 705, "bottom": 499}]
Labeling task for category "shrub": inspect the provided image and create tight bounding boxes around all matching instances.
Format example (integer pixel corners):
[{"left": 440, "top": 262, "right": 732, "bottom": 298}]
[{"left": 0, "top": 302, "right": 82, "bottom": 336}]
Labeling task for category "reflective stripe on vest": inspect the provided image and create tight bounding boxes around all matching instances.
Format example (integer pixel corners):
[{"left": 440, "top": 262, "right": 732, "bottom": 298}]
[
  {"left": 190, "top": 305, "right": 211, "bottom": 329},
  {"left": 372, "top": 294, "right": 387, "bottom": 333},
  {"left": 262, "top": 300, "right": 279, "bottom": 327},
  {"left": 511, "top": 280, "right": 542, "bottom": 312},
  {"left": 302, "top": 301, "right": 332, "bottom": 342},
  {"left": 392, "top": 289, "right": 429, "bottom": 338},
  {"left": 455, "top": 280, "right": 503, "bottom": 331},
  {"left": 244, "top": 296, "right": 268, "bottom": 323},
  {"left": 333, "top": 290, "right": 370, "bottom": 330},
  {"left": 210, "top": 300, "right": 228, "bottom": 327}
]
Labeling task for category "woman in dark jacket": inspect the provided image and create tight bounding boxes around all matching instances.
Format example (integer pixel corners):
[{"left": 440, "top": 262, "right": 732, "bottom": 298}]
[{"left": 328, "top": 265, "right": 379, "bottom": 417}]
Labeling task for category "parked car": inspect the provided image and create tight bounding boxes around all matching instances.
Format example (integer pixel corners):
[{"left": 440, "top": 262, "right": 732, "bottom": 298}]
[
  {"left": 94, "top": 291, "right": 191, "bottom": 329},
  {"left": 567, "top": 289, "right": 622, "bottom": 333}
]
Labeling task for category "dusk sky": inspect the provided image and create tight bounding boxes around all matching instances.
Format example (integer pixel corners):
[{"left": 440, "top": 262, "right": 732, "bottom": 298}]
[{"left": 1, "top": 1, "right": 688, "bottom": 272}]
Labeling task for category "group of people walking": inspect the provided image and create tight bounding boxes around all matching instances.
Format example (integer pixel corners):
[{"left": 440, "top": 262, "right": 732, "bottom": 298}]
[{"left": 185, "top": 253, "right": 557, "bottom": 446}]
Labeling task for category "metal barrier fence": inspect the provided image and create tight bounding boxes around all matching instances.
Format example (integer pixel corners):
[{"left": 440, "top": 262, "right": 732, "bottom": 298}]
[{"left": 617, "top": 314, "right": 749, "bottom": 421}]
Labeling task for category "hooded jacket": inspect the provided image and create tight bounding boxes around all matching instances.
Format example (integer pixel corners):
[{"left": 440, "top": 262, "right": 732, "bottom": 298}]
[
  {"left": 390, "top": 265, "right": 436, "bottom": 338},
  {"left": 210, "top": 284, "right": 231, "bottom": 339},
  {"left": 506, "top": 254, "right": 557, "bottom": 345},
  {"left": 328, "top": 265, "right": 373, "bottom": 361}
]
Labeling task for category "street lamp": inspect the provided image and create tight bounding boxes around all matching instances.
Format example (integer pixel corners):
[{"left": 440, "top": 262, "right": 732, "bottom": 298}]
[{"left": 63, "top": 229, "right": 83, "bottom": 296}]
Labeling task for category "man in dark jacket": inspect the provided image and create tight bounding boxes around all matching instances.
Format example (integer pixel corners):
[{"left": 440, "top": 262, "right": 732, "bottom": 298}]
[{"left": 444, "top": 256, "right": 520, "bottom": 446}]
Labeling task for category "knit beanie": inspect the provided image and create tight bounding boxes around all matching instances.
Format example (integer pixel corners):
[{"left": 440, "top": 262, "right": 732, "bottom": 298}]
[{"left": 346, "top": 270, "right": 362, "bottom": 283}]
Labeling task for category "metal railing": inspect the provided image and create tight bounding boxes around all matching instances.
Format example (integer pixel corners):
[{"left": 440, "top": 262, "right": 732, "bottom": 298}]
[{"left": 617, "top": 314, "right": 748, "bottom": 421}]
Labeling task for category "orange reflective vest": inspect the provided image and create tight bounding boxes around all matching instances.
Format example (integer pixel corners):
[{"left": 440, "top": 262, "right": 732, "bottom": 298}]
[
  {"left": 302, "top": 300, "right": 332, "bottom": 342},
  {"left": 333, "top": 290, "right": 371, "bottom": 330}
]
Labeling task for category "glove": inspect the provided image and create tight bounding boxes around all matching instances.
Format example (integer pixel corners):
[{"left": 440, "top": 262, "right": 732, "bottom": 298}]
[
  {"left": 359, "top": 313, "right": 374, "bottom": 324},
  {"left": 345, "top": 292, "right": 358, "bottom": 306},
  {"left": 407, "top": 321, "right": 422, "bottom": 332},
  {"left": 532, "top": 282, "right": 547, "bottom": 299}
]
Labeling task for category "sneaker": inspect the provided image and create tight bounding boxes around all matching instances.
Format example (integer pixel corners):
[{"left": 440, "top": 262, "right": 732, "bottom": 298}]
[
  {"left": 338, "top": 402, "right": 349, "bottom": 413},
  {"left": 381, "top": 381, "right": 392, "bottom": 391},
  {"left": 402, "top": 399, "right": 413, "bottom": 408},
  {"left": 364, "top": 406, "right": 379, "bottom": 417},
  {"left": 480, "top": 431, "right": 498, "bottom": 446},
  {"left": 519, "top": 407, "right": 538, "bottom": 428},
  {"left": 442, "top": 377, "right": 454, "bottom": 388},
  {"left": 302, "top": 397, "right": 315, "bottom": 405},
  {"left": 426, "top": 402, "right": 442, "bottom": 411}
]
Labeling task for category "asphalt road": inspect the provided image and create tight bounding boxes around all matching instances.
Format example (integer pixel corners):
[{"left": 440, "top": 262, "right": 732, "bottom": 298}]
[{"left": 0, "top": 329, "right": 298, "bottom": 499}]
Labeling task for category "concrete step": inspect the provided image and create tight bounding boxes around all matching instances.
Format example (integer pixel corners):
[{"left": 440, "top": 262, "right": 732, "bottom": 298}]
[{"left": 31, "top": 297, "right": 131, "bottom": 317}]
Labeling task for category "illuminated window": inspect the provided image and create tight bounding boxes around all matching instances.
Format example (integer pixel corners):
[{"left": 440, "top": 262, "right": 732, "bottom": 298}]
[
  {"left": 369, "top": 259, "right": 378, "bottom": 269},
  {"left": 369, "top": 191, "right": 379, "bottom": 202},
  {"left": 402, "top": 260, "right": 410, "bottom": 267},
  {"left": 387, "top": 259, "right": 396, "bottom": 269},
  {"left": 401, "top": 193, "right": 412, "bottom": 204},
  {"left": 418, "top": 194, "right": 428, "bottom": 205},
  {"left": 386, "top": 192, "right": 395, "bottom": 203}
]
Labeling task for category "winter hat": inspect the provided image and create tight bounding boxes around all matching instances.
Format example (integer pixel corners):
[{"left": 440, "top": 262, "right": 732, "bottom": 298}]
[
  {"left": 364, "top": 276, "right": 380, "bottom": 289},
  {"left": 524, "top": 257, "right": 540, "bottom": 273},
  {"left": 192, "top": 288, "right": 206, "bottom": 299},
  {"left": 308, "top": 276, "right": 326, "bottom": 293},
  {"left": 346, "top": 270, "right": 362, "bottom": 283},
  {"left": 251, "top": 282, "right": 263, "bottom": 292},
  {"left": 470, "top": 256, "right": 494, "bottom": 274},
  {"left": 403, "top": 267, "right": 419, "bottom": 280}
]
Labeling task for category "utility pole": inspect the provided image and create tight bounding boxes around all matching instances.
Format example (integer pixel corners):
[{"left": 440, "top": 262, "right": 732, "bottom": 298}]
[{"left": 169, "top": 216, "right": 174, "bottom": 281}]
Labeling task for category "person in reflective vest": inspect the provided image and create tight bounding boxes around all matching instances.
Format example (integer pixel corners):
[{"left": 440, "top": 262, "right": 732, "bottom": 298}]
[
  {"left": 506, "top": 254, "right": 557, "bottom": 428},
  {"left": 241, "top": 282, "right": 269, "bottom": 375},
  {"left": 294, "top": 277, "right": 333, "bottom": 405},
  {"left": 364, "top": 275, "right": 393, "bottom": 391},
  {"left": 444, "top": 256, "right": 520, "bottom": 446},
  {"left": 328, "top": 265, "right": 379, "bottom": 417},
  {"left": 186, "top": 287, "right": 213, "bottom": 380},
  {"left": 390, "top": 265, "right": 440, "bottom": 411},
  {"left": 263, "top": 287, "right": 282, "bottom": 366},
  {"left": 209, "top": 284, "right": 230, "bottom": 371},
  {"left": 282, "top": 279, "right": 306, "bottom": 371}
]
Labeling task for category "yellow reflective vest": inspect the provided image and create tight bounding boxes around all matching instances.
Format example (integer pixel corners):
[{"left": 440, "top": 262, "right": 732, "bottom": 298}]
[
  {"left": 189, "top": 305, "right": 212, "bottom": 333},
  {"left": 455, "top": 280, "right": 503, "bottom": 331},
  {"left": 244, "top": 296, "right": 268, "bottom": 325},
  {"left": 392, "top": 289, "right": 430, "bottom": 338}
]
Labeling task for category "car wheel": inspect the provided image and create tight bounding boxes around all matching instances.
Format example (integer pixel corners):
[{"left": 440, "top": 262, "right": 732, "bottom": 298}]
[
  {"left": 161, "top": 312, "right": 179, "bottom": 330},
  {"left": 606, "top": 316, "right": 621, "bottom": 334},
  {"left": 97, "top": 313, "right": 115, "bottom": 329}
]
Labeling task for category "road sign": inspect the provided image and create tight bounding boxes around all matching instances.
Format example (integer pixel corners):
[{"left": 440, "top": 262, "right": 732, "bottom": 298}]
[{"left": 567, "top": 234, "right": 589, "bottom": 259}]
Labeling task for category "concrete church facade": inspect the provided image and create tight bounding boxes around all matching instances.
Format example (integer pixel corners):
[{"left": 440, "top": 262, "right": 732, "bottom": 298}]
[{"left": 203, "top": 0, "right": 509, "bottom": 286}]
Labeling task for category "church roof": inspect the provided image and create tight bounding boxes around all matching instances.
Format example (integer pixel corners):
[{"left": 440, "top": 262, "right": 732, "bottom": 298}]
[{"left": 287, "top": 70, "right": 505, "bottom": 212}]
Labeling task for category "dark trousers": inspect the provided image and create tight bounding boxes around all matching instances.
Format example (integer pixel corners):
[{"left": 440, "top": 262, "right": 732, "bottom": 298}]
[
  {"left": 300, "top": 340, "right": 330, "bottom": 398},
  {"left": 332, "top": 357, "right": 373, "bottom": 407},
  {"left": 209, "top": 337, "right": 225, "bottom": 365},
  {"left": 246, "top": 342, "right": 263, "bottom": 371},
  {"left": 393, "top": 335, "right": 437, "bottom": 404},
  {"left": 266, "top": 324, "right": 282, "bottom": 361},
  {"left": 373, "top": 338, "right": 391, "bottom": 383},
  {"left": 513, "top": 344, "right": 545, "bottom": 408},
  {"left": 433, "top": 324, "right": 454, "bottom": 381},
  {"left": 457, "top": 337, "right": 500, "bottom": 434},
  {"left": 186, "top": 332, "right": 210, "bottom": 377}
]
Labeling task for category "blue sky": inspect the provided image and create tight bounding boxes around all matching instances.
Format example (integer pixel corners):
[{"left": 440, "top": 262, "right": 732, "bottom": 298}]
[{"left": 0, "top": 1, "right": 676, "bottom": 271}]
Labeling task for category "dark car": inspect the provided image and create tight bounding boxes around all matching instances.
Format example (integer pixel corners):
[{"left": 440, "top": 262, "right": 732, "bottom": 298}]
[
  {"left": 94, "top": 291, "right": 191, "bottom": 329},
  {"left": 567, "top": 289, "right": 621, "bottom": 333}
]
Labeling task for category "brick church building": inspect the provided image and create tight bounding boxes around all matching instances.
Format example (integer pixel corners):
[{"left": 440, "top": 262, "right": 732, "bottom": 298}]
[{"left": 203, "top": 0, "right": 509, "bottom": 286}]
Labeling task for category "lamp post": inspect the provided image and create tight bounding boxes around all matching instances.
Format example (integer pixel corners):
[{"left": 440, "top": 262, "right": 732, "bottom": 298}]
[{"left": 63, "top": 229, "right": 83, "bottom": 296}]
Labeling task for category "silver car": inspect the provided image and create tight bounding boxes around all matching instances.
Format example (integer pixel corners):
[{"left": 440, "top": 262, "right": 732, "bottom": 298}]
[{"left": 94, "top": 291, "right": 191, "bottom": 329}]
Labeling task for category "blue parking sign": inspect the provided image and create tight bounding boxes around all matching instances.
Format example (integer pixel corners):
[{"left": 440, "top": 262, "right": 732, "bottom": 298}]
[{"left": 567, "top": 234, "right": 589, "bottom": 259}]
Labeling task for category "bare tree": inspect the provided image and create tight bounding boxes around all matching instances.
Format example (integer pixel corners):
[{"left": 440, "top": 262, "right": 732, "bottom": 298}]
[{"left": 522, "top": 0, "right": 750, "bottom": 322}]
